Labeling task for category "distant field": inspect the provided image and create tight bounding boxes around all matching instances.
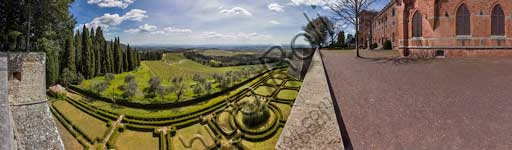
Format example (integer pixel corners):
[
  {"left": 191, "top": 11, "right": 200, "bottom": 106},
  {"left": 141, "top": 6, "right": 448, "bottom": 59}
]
[
  {"left": 198, "top": 49, "right": 258, "bottom": 56},
  {"left": 79, "top": 52, "right": 265, "bottom": 103}
]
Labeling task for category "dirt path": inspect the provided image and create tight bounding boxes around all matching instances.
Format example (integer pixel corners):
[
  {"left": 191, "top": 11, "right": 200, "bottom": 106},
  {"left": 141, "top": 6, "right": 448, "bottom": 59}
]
[{"left": 102, "top": 115, "right": 124, "bottom": 148}]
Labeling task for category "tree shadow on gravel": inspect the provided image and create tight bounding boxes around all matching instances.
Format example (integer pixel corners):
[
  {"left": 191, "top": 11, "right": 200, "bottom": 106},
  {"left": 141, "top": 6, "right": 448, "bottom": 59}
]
[{"left": 360, "top": 56, "right": 434, "bottom": 65}]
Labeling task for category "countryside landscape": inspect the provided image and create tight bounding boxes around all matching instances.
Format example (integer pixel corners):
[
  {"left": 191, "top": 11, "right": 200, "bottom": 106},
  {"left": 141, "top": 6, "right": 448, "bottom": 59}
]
[
  {"left": 52, "top": 49, "right": 302, "bottom": 149},
  {"left": 5, "top": 0, "right": 512, "bottom": 150}
]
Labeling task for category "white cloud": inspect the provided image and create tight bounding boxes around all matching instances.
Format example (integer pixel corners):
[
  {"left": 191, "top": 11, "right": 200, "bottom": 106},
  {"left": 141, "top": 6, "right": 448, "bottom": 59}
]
[
  {"left": 125, "top": 24, "right": 157, "bottom": 33},
  {"left": 87, "top": 0, "right": 135, "bottom": 9},
  {"left": 269, "top": 20, "right": 281, "bottom": 24},
  {"left": 125, "top": 24, "right": 192, "bottom": 34},
  {"left": 200, "top": 31, "right": 271, "bottom": 40},
  {"left": 123, "top": 9, "right": 148, "bottom": 21},
  {"left": 268, "top": 3, "right": 285, "bottom": 12},
  {"left": 163, "top": 27, "right": 192, "bottom": 33},
  {"left": 219, "top": 7, "right": 252, "bottom": 16},
  {"left": 289, "top": 0, "right": 326, "bottom": 6},
  {"left": 85, "top": 9, "right": 148, "bottom": 30}
]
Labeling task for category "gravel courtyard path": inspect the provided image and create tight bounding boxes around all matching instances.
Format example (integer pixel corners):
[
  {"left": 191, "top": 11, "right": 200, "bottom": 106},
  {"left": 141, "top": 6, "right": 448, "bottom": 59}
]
[{"left": 322, "top": 50, "right": 512, "bottom": 150}]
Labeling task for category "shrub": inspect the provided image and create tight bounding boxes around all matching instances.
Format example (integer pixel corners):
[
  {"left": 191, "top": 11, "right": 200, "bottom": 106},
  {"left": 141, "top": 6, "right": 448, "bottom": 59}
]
[
  {"left": 371, "top": 43, "right": 378, "bottom": 49},
  {"left": 383, "top": 40, "right": 392, "bottom": 50},
  {"left": 105, "top": 73, "right": 114, "bottom": 84},
  {"left": 120, "top": 75, "right": 137, "bottom": 99},
  {"left": 90, "top": 81, "right": 108, "bottom": 94}
]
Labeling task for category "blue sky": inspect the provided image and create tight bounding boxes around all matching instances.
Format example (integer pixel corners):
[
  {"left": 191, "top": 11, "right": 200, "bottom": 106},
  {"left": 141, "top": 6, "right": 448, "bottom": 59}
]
[{"left": 71, "top": 0, "right": 389, "bottom": 46}]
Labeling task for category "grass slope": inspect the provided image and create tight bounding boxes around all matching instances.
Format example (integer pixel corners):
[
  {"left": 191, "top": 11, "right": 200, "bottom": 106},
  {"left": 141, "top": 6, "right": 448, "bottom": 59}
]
[
  {"left": 115, "top": 130, "right": 159, "bottom": 150},
  {"left": 79, "top": 53, "right": 264, "bottom": 104},
  {"left": 53, "top": 100, "right": 109, "bottom": 142}
]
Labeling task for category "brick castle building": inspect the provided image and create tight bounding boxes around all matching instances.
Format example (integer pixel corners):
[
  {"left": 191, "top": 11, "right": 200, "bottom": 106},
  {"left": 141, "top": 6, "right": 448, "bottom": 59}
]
[{"left": 368, "top": 0, "right": 512, "bottom": 57}]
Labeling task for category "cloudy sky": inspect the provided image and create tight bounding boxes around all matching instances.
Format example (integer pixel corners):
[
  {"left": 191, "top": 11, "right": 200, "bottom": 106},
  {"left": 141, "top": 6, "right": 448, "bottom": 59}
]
[{"left": 71, "top": 0, "right": 389, "bottom": 46}]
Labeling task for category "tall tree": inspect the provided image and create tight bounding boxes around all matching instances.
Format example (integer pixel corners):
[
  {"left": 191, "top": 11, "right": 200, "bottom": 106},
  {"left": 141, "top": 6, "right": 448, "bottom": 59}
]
[
  {"left": 74, "top": 30, "right": 82, "bottom": 77},
  {"left": 337, "top": 31, "right": 345, "bottom": 47},
  {"left": 327, "top": 0, "right": 377, "bottom": 57},
  {"left": 126, "top": 44, "right": 132, "bottom": 71},
  {"left": 62, "top": 35, "right": 76, "bottom": 75},
  {"left": 95, "top": 27, "right": 104, "bottom": 74},
  {"left": 113, "top": 37, "right": 121, "bottom": 73},
  {"left": 303, "top": 16, "right": 334, "bottom": 48},
  {"left": 81, "top": 25, "right": 94, "bottom": 78}
]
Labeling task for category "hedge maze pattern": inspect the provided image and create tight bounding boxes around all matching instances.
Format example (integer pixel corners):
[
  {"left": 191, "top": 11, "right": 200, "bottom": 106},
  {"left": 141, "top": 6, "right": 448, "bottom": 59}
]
[{"left": 50, "top": 68, "right": 301, "bottom": 150}]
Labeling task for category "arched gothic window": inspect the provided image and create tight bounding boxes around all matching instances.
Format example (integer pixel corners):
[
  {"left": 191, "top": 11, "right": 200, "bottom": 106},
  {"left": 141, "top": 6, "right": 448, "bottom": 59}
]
[
  {"left": 456, "top": 4, "right": 471, "bottom": 35},
  {"left": 491, "top": 5, "right": 505, "bottom": 36},
  {"left": 412, "top": 12, "right": 422, "bottom": 37}
]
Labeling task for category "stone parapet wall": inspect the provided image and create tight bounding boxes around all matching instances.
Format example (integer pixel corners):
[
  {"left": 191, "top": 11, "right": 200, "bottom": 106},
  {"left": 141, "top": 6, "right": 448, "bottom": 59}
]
[
  {"left": 0, "top": 52, "right": 64, "bottom": 150},
  {"left": 5, "top": 53, "right": 47, "bottom": 104},
  {"left": 0, "top": 56, "right": 14, "bottom": 150},
  {"left": 276, "top": 50, "right": 344, "bottom": 150}
]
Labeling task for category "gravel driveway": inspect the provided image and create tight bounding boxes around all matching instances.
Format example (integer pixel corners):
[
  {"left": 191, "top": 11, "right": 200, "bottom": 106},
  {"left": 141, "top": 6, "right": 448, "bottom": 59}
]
[{"left": 322, "top": 50, "right": 512, "bottom": 150}]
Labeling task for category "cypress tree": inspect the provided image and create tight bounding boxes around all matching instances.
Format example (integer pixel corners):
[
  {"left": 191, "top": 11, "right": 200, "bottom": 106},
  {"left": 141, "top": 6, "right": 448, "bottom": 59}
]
[
  {"left": 117, "top": 37, "right": 123, "bottom": 73},
  {"left": 113, "top": 37, "right": 119, "bottom": 73},
  {"left": 81, "top": 25, "right": 94, "bottom": 79},
  {"left": 74, "top": 30, "right": 82, "bottom": 76},
  {"left": 110, "top": 39, "right": 115, "bottom": 73},
  {"left": 63, "top": 35, "right": 76, "bottom": 74},
  {"left": 103, "top": 41, "right": 112, "bottom": 73},
  {"left": 95, "top": 27, "right": 104, "bottom": 74},
  {"left": 126, "top": 44, "right": 132, "bottom": 71}
]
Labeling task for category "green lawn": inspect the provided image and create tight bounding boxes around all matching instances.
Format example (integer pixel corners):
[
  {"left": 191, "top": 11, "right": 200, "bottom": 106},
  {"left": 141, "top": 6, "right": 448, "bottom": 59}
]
[
  {"left": 52, "top": 100, "right": 109, "bottom": 142},
  {"left": 79, "top": 52, "right": 266, "bottom": 104},
  {"left": 53, "top": 117, "right": 84, "bottom": 150},
  {"left": 215, "top": 111, "right": 234, "bottom": 134},
  {"left": 76, "top": 71, "right": 273, "bottom": 118},
  {"left": 266, "top": 79, "right": 283, "bottom": 85},
  {"left": 272, "top": 102, "right": 292, "bottom": 120},
  {"left": 54, "top": 67, "right": 303, "bottom": 149},
  {"left": 276, "top": 90, "right": 298, "bottom": 100},
  {"left": 115, "top": 130, "right": 159, "bottom": 150},
  {"left": 254, "top": 86, "right": 276, "bottom": 97},
  {"left": 240, "top": 128, "right": 284, "bottom": 150},
  {"left": 272, "top": 73, "right": 288, "bottom": 79},
  {"left": 172, "top": 124, "right": 215, "bottom": 150},
  {"left": 284, "top": 81, "right": 302, "bottom": 88}
]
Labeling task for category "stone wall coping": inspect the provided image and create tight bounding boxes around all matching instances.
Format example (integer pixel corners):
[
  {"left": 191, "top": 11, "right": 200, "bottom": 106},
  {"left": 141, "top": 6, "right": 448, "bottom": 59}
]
[{"left": 275, "top": 50, "right": 344, "bottom": 150}]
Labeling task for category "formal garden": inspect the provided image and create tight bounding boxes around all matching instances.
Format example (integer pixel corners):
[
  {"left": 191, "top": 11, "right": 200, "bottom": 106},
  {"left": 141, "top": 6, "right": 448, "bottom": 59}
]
[{"left": 50, "top": 52, "right": 302, "bottom": 150}]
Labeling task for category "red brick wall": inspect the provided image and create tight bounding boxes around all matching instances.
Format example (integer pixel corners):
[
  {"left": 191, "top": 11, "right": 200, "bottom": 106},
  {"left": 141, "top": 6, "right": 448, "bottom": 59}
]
[
  {"left": 371, "top": 2, "right": 398, "bottom": 49},
  {"left": 400, "top": 0, "right": 512, "bottom": 57},
  {"left": 373, "top": 0, "right": 512, "bottom": 57},
  {"left": 359, "top": 11, "right": 378, "bottom": 48}
]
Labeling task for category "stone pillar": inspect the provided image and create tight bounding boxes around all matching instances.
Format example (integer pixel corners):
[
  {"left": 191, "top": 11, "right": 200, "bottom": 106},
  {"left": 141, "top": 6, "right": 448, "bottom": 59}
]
[
  {"left": 2, "top": 52, "right": 64, "bottom": 150},
  {"left": 0, "top": 55, "right": 13, "bottom": 150},
  {"left": 287, "top": 48, "right": 314, "bottom": 80}
]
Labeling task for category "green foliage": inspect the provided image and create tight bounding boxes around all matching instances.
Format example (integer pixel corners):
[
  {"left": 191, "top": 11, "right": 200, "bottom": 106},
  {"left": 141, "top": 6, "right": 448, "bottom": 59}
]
[
  {"left": 105, "top": 73, "right": 114, "bottom": 83},
  {"left": 63, "top": 35, "right": 76, "bottom": 74},
  {"left": 120, "top": 75, "right": 137, "bottom": 99},
  {"left": 371, "top": 43, "right": 378, "bottom": 49},
  {"left": 383, "top": 40, "right": 393, "bottom": 50},
  {"left": 337, "top": 31, "right": 345, "bottom": 47},
  {"left": 145, "top": 77, "right": 161, "bottom": 98},
  {"left": 91, "top": 81, "right": 108, "bottom": 94},
  {"left": 303, "top": 16, "right": 334, "bottom": 47},
  {"left": 37, "top": 37, "right": 61, "bottom": 87},
  {"left": 61, "top": 68, "right": 76, "bottom": 86}
]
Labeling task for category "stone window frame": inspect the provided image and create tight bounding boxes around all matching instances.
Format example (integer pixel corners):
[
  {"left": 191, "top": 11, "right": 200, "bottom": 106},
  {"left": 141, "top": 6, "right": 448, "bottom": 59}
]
[
  {"left": 412, "top": 11, "right": 423, "bottom": 38},
  {"left": 491, "top": 4, "right": 505, "bottom": 36},
  {"left": 456, "top": 4, "right": 471, "bottom": 36}
]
